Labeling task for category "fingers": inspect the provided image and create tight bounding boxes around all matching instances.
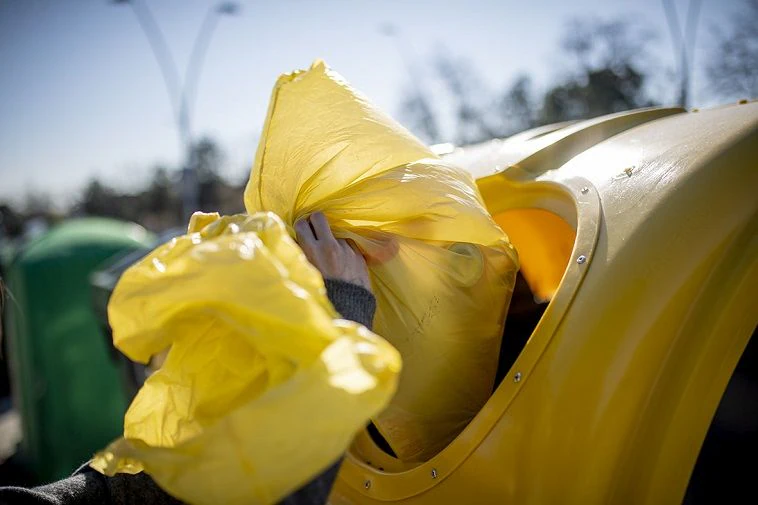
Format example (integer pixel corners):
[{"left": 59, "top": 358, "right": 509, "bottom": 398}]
[
  {"left": 309, "top": 212, "right": 336, "bottom": 243},
  {"left": 293, "top": 214, "right": 372, "bottom": 292},
  {"left": 294, "top": 217, "right": 315, "bottom": 246}
]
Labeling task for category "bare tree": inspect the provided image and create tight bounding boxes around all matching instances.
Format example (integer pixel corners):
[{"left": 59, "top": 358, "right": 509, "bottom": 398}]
[
  {"left": 0, "top": 204, "right": 24, "bottom": 238},
  {"left": 495, "top": 76, "right": 537, "bottom": 137},
  {"left": 400, "top": 53, "right": 537, "bottom": 145},
  {"left": 540, "top": 18, "right": 658, "bottom": 124},
  {"left": 433, "top": 54, "right": 500, "bottom": 144},
  {"left": 706, "top": 0, "right": 758, "bottom": 101},
  {"left": 80, "top": 179, "right": 124, "bottom": 219},
  {"left": 398, "top": 84, "right": 441, "bottom": 144},
  {"left": 397, "top": 17, "right": 659, "bottom": 146},
  {"left": 23, "top": 191, "right": 54, "bottom": 217},
  {"left": 191, "top": 137, "right": 225, "bottom": 211},
  {"left": 562, "top": 18, "right": 651, "bottom": 73},
  {"left": 145, "top": 166, "right": 177, "bottom": 215}
]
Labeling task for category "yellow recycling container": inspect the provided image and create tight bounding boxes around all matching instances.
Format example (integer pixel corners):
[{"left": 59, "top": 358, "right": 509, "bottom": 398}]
[{"left": 329, "top": 102, "right": 758, "bottom": 505}]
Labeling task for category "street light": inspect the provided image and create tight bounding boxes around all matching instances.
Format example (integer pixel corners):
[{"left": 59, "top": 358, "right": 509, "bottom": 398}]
[
  {"left": 112, "top": 0, "right": 239, "bottom": 220},
  {"left": 662, "top": 0, "right": 703, "bottom": 108}
]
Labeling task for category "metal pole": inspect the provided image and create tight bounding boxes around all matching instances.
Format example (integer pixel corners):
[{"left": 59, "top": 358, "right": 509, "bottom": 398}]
[
  {"left": 112, "top": 0, "right": 238, "bottom": 221},
  {"left": 116, "top": 0, "right": 184, "bottom": 147},
  {"left": 662, "top": 0, "right": 702, "bottom": 109},
  {"left": 180, "top": 6, "right": 223, "bottom": 143},
  {"left": 684, "top": 0, "right": 703, "bottom": 107},
  {"left": 178, "top": 5, "right": 226, "bottom": 217}
]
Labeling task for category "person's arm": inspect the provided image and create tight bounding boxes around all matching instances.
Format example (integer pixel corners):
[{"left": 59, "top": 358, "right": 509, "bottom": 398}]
[
  {"left": 0, "top": 465, "right": 182, "bottom": 505},
  {"left": 280, "top": 212, "right": 375, "bottom": 505},
  {"left": 0, "top": 212, "right": 374, "bottom": 505}
]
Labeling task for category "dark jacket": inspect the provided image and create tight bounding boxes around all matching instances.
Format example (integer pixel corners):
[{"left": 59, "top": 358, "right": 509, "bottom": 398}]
[{"left": 0, "top": 279, "right": 376, "bottom": 505}]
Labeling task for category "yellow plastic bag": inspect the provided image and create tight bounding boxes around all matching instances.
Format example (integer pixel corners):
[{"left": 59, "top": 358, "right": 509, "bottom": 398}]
[
  {"left": 91, "top": 212, "right": 401, "bottom": 505},
  {"left": 245, "top": 61, "right": 519, "bottom": 461}
]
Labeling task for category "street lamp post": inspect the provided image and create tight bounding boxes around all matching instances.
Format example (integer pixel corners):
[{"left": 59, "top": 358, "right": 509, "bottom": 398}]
[
  {"left": 112, "top": 0, "right": 239, "bottom": 221},
  {"left": 662, "top": 0, "right": 703, "bottom": 109}
]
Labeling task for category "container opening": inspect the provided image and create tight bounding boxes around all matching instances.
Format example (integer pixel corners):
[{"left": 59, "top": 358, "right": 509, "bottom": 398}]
[
  {"left": 492, "top": 207, "right": 576, "bottom": 387},
  {"left": 361, "top": 206, "right": 578, "bottom": 463}
]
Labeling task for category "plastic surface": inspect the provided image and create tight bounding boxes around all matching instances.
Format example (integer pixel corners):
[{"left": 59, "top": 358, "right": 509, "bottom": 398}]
[
  {"left": 245, "top": 61, "right": 519, "bottom": 461},
  {"left": 90, "top": 212, "right": 401, "bottom": 505},
  {"left": 3, "top": 218, "right": 153, "bottom": 481},
  {"left": 493, "top": 208, "right": 575, "bottom": 301}
]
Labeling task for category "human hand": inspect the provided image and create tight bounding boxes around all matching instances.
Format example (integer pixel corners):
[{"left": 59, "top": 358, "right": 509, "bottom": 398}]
[{"left": 295, "top": 212, "right": 372, "bottom": 293}]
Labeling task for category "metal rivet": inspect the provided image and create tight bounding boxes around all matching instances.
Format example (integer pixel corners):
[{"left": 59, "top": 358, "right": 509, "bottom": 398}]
[
  {"left": 364, "top": 480, "right": 371, "bottom": 489},
  {"left": 581, "top": 186, "right": 589, "bottom": 194},
  {"left": 431, "top": 468, "right": 438, "bottom": 479},
  {"left": 514, "top": 372, "right": 522, "bottom": 383},
  {"left": 577, "top": 255, "right": 587, "bottom": 264}
]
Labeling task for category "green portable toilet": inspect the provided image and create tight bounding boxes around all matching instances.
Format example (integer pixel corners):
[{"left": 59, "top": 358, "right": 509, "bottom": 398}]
[{"left": 4, "top": 218, "right": 155, "bottom": 482}]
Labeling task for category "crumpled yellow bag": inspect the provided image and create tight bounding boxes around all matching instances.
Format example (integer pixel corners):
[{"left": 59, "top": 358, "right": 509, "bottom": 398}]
[
  {"left": 91, "top": 212, "right": 401, "bottom": 505},
  {"left": 246, "top": 60, "right": 519, "bottom": 461}
]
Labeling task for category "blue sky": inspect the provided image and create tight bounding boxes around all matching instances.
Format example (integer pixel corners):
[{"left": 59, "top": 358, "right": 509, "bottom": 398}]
[{"left": 0, "top": 0, "right": 740, "bottom": 207}]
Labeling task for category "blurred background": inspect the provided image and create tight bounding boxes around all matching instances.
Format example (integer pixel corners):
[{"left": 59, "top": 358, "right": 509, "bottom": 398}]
[{"left": 0, "top": 0, "right": 756, "bottom": 490}]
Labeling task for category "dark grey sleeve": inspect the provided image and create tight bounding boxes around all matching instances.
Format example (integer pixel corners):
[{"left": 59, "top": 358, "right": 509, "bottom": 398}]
[
  {"left": 0, "top": 281, "right": 376, "bottom": 505},
  {"left": 0, "top": 473, "right": 109, "bottom": 505},
  {"left": 324, "top": 278, "right": 376, "bottom": 330},
  {"left": 278, "top": 279, "right": 376, "bottom": 505},
  {"left": 0, "top": 469, "right": 181, "bottom": 505}
]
